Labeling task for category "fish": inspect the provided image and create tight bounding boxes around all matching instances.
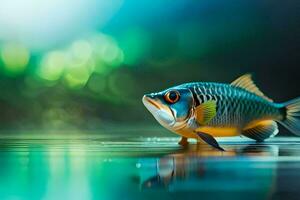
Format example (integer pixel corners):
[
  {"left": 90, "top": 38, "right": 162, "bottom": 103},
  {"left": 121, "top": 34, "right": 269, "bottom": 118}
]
[{"left": 142, "top": 74, "right": 300, "bottom": 151}]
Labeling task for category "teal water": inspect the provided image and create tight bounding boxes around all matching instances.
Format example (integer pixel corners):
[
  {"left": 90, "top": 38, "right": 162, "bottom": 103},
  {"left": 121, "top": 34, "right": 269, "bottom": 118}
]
[{"left": 0, "top": 133, "right": 299, "bottom": 200}]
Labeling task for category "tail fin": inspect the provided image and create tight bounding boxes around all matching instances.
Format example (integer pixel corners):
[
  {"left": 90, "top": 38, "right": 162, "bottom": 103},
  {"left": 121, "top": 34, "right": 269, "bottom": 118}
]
[{"left": 280, "top": 97, "right": 300, "bottom": 135}]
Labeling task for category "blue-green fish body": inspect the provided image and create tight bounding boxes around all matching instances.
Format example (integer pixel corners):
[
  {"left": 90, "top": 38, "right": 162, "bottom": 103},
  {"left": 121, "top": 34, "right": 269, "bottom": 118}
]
[{"left": 143, "top": 74, "right": 300, "bottom": 150}]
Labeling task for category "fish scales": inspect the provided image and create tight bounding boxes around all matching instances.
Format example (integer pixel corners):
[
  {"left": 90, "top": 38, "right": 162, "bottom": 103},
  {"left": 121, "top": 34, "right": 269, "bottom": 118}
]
[{"left": 192, "top": 83, "right": 280, "bottom": 127}]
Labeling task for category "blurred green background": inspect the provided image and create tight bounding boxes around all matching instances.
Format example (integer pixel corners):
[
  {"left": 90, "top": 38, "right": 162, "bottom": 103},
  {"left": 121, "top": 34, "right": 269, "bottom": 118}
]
[{"left": 0, "top": 0, "right": 299, "bottom": 131}]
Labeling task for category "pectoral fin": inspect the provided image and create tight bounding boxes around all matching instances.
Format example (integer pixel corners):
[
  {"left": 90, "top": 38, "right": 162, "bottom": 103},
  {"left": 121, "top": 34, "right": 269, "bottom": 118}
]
[
  {"left": 195, "top": 100, "right": 217, "bottom": 125},
  {"left": 242, "top": 120, "right": 279, "bottom": 142},
  {"left": 195, "top": 131, "right": 225, "bottom": 151}
]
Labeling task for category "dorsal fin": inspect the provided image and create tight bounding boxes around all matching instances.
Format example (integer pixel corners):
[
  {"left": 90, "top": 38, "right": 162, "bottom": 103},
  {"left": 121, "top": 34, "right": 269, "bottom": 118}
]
[{"left": 230, "top": 74, "right": 273, "bottom": 102}]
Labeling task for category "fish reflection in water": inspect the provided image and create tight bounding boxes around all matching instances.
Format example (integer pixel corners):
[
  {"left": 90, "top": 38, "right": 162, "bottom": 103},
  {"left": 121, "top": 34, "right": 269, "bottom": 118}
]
[{"left": 139, "top": 144, "right": 278, "bottom": 193}]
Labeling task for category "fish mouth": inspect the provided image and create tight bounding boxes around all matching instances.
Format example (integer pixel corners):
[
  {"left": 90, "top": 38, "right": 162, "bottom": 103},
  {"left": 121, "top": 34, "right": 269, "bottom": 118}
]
[
  {"left": 142, "top": 95, "right": 161, "bottom": 110},
  {"left": 142, "top": 95, "right": 175, "bottom": 127}
]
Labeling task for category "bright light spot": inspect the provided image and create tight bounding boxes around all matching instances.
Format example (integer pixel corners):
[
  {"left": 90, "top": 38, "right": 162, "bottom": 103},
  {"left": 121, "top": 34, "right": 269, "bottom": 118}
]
[
  {"left": 136, "top": 163, "right": 141, "bottom": 168},
  {"left": 0, "top": 0, "right": 123, "bottom": 50},
  {"left": 63, "top": 39, "right": 95, "bottom": 89},
  {"left": 89, "top": 33, "right": 124, "bottom": 70},
  {"left": 1, "top": 43, "right": 30, "bottom": 75},
  {"left": 36, "top": 32, "right": 124, "bottom": 88},
  {"left": 66, "top": 40, "right": 95, "bottom": 74},
  {"left": 70, "top": 40, "right": 92, "bottom": 65},
  {"left": 37, "top": 51, "right": 65, "bottom": 81},
  {"left": 90, "top": 34, "right": 112, "bottom": 58},
  {"left": 101, "top": 44, "right": 122, "bottom": 65},
  {"left": 64, "top": 65, "right": 92, "bottom": 89}
]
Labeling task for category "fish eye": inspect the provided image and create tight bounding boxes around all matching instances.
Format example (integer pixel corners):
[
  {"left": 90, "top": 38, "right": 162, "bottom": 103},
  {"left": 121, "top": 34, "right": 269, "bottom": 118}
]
[{"left": 164, "top": 90, "right": 180, "bottom": 104}]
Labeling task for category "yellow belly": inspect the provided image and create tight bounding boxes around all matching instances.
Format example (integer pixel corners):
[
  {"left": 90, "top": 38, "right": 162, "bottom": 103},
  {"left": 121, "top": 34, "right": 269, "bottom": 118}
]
[
  {"left": 175, "top": 129, "right": 198, "bottom": 139},
  {"left": 196, "top": 126, "right": 240, "bottom": 137},
  {"left": 176, "top": 126, "right": 240, "bottom": 138}
]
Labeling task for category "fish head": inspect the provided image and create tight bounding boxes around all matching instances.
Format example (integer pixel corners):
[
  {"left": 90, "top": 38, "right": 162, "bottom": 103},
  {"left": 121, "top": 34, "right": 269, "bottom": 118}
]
[{"left": 142, "top": 87, "right": 194, "bottom": 131}]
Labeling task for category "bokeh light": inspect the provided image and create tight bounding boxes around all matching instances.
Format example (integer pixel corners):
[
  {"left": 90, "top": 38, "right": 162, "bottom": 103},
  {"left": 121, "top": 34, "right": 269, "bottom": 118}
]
[
  {"left": 37, "top": 51, "right": 65, "bottom": 81},
  {"left": 35, "top": 32, "right": 124, "bottom": 89},
  {"left": 64, "top": 64, "right": 92, "bottom": 89},
  {"left": 89, "top": 33, "right": 124, "bottom": 74},
  {"left": 70, "top": 40, "right": 93, "bottom": 65},
  {"left": 0, "top": 43, "right": 30, "bottom": 76}
]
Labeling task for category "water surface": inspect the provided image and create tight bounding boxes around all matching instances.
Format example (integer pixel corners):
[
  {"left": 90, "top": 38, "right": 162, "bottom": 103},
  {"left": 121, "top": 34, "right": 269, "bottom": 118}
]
[{"left": 0, "top": 133, "right": 299, "bottom": 200}]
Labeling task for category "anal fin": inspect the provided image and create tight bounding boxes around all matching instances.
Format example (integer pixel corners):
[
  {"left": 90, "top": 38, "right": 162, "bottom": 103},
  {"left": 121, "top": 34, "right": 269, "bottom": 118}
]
[{"left": 242, "top": 120, "right": 279, "bottom": 142}]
